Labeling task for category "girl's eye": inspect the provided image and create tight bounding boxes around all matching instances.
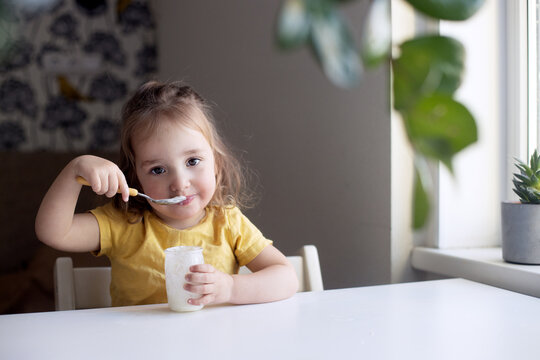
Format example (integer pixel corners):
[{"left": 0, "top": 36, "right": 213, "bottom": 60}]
[
  {"left": 151, "top": 167, "right": 165, "bottom": 175},
  {"left": 187, "top": 158, "right": 200, "bottom": 167}
]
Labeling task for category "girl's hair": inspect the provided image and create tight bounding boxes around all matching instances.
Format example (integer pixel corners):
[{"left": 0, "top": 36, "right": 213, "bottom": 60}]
[{"left": 113, "top": 81, "right": 255, "bottom": 221}]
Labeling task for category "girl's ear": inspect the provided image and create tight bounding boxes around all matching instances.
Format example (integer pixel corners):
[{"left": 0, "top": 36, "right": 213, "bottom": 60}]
[
  {"left": 214, "top": 160, "right": 221, "bottom": 188},
  {"left": 214, "top": 152, "right": 219, "bottom": 177}
]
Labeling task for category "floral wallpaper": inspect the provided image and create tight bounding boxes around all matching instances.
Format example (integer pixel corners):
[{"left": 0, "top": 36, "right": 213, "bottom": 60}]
[{"left": 0, "top": 0, "right": 157, "bottom": 151}]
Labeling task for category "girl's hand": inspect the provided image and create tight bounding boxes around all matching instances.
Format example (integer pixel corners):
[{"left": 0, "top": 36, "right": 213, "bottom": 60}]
[
  {"left": 72, "top": 155, "right": 130, "bottom": 202},
  {"left": 184, "top": 264, "right": 234, "bottom": 306}
]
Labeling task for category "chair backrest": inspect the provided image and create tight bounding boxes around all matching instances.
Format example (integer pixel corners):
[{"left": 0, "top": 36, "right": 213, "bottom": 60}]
[
  {"left": 54, "top": 257, "right": 112, "bottom": 310},
  {"left": 54, "top": 245, "right": 323, "bottom": 310}
]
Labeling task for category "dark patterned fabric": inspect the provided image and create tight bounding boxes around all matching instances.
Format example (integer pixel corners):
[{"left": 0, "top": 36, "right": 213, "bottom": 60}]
[{"left": 0, "top": 0, "right": 157, "bottom": 151}]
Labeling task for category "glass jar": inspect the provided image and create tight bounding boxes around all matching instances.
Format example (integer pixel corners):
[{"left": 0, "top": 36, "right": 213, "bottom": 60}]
[{"left": 164, "top": 246, "right": 204, "bottom": 312}]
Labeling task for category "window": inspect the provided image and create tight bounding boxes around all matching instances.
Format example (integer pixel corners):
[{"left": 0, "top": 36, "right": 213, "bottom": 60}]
[
  {"left": 436, "top": 0, "right": 502, "bottom": 248},
  {"left": 527, "top": 0, "right": 538, "bottom": 156},
  {"left": 434, "top": 0, "right": 540, "bottom": 248},
  {"left": 506, "top": 0, "right": 531, "bottom": 201},
  {"left": 410, "top": 1, "right": 540, "bottom": 297}
]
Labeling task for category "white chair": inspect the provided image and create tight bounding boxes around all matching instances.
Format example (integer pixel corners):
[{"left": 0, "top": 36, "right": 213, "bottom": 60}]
[
  {"left": 54, "top": 245, "right": 323, "bottom": 310},
  {"left": 54, "top": 257, "right": 112, "bottom": 311}
]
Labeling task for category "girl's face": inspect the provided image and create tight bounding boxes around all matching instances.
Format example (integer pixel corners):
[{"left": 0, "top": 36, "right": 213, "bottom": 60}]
[{"left": 132, "top": 117, "right": 216, "bottom": 229}]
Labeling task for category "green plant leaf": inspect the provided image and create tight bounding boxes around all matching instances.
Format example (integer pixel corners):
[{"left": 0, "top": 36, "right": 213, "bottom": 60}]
[
  {"left": 276, "top": 0, "right": 311, "bottom": 49},
  {"left": 514, "top": 173, "right": 531, "bottom": 184},
  {"left": 404, "top": 94, "right": 477, "bottom": 172},
  {"left": 273, "top": 0, "right": 486, "bottom": 230},
  {"left": 413, "top": 165, "right": 430, "bottom": 229},
  {"left": 393, "top": 35, "right": 465, "bottom": 111},
  {"left": 515, "top": 162, "right": 532, "bottom": 177},
  {"left": 360, "top": 0, "right": 391, "bottom": 68},
  {"left": 404, "top": 0, "right": 485, "bottom": 21},
  {"left": 513, "top": 185, "right": 533, "bottom": 203},
  {"left": 309, "top": 5, "right": 362, "bottom": 88},
  {"left": 531, "top": 149, "right": 540, "bottom": 169}
]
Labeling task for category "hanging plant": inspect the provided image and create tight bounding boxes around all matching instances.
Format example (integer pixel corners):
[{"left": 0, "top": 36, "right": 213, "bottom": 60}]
[{"left": 275, "top": 0, "right": 484, "bottom": 229}]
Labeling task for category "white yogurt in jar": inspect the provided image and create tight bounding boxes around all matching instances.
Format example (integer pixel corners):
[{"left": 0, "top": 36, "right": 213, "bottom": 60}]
[{"left": 164, "top": 246, "right": 204, "bottom": 312}]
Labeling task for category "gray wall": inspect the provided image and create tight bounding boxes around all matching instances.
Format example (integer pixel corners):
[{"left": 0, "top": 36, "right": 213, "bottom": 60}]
[{"left": 155, "top": 1, "right": 391, "bottom": 289}]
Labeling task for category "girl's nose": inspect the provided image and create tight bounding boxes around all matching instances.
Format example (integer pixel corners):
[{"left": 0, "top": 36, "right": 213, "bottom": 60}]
[{"left": 170, "top": 172, "right": 190, "bottom": 193}]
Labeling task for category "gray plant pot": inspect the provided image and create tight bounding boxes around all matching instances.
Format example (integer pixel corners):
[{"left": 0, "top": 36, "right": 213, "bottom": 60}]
[{"left": 501, "top": 202, "right": 540, "bottom": 264}]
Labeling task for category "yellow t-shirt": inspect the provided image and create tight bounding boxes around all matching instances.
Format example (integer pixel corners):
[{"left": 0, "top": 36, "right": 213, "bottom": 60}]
[{"left": 90, "top": 202, "right": 272, "bottom": 307}]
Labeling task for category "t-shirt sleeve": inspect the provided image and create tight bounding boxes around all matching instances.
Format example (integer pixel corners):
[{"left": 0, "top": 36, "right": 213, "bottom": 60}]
[
  {"left": 89, "top": 202, "right": 122, "bottom": 257},
  {"left": 227, "top": 207, "right": 273, "bottom": 267}
]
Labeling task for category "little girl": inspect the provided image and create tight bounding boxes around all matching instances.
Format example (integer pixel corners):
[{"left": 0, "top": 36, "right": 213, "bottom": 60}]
[{"left": 35, "top": 81, "right": 298, "bottom": 307}]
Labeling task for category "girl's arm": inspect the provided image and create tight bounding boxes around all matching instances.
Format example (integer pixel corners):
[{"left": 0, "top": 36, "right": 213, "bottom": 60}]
[
  {"left": 230, "top": 245, "right": 298, "bottom": 303},
  {"left": 35, "top": 155, "right": 130, "bottom": 252},
  {"left": 185, "top": 245, "right": 299, "bottom": 305}
]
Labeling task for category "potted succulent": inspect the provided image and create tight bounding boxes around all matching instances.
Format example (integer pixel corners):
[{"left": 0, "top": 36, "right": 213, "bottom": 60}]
[{"left": 502, "top": 150, "right": 540, "bottom": 264}]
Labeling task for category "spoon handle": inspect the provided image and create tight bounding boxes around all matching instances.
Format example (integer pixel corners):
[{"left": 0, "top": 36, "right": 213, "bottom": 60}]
[{"left": 76, "top": 176, "right": 139, "bottom": 197}]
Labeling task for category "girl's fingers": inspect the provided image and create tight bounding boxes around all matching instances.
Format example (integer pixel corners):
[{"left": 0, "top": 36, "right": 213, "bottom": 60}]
[
  {"left": 75, "top": 156, "right": 129, "bottom": 198},
  {"left": 185, "top": 272, "right": 213, "bottom": 284},
  {"left": 88, "top": 173, "right": 103, "bottom": 195},
  {"left": 117, "top": 173, "right": 130, "bottom": 202},
  {"left": 106, "top": 173, "right": 118, "bottom": 198},
  {"left": 184, "top": 283, "right": 214, "bottom": 295},
  {"left": 188, "top": 294, "right": 215, "bottom": 306},
  {"left": 96, "top": 171, "right": 109, "bottom": 195},
  {"left": 189, "top": 264, "right": 215, "bottom": 273},
  {"left": 183, "top": 270, "right": 232, "bottom": 306}
]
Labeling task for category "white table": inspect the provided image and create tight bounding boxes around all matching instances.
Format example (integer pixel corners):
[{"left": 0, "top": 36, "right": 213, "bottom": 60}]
[{"left": 1, "top": 279, "right": 539, "bottom": 359}]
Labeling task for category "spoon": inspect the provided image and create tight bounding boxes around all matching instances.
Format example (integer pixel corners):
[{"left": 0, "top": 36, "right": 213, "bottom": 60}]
[{"left": 76, "top": 176, "right": 186, "bottom": 205}]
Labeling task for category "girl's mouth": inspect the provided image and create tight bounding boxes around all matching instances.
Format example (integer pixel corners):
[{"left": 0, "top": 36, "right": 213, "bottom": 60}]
[{"left": 178, "top": 195, "right": 195, "bottom": 206}]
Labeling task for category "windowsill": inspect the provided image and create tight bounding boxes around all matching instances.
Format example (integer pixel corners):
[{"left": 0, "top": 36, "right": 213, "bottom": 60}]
[{"left": 411, "top": 246, "right": 540, "bottom": 298}]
